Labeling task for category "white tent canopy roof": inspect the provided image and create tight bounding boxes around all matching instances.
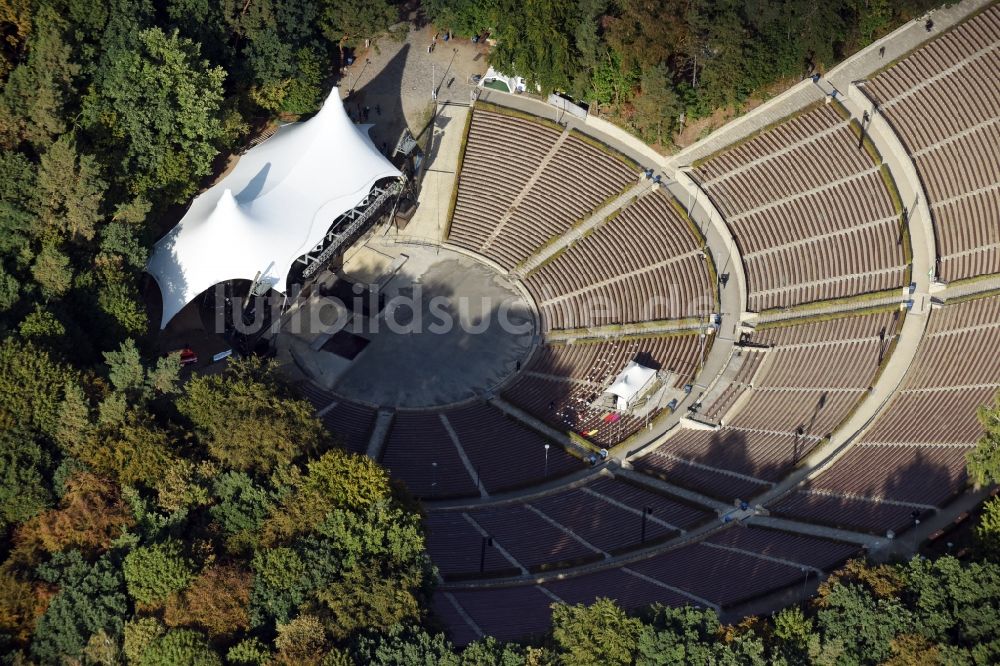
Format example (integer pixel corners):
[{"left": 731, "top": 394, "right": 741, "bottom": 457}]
[
  {"left": 146, "top": 87, "right": 401, "bottom": 328},
  {"left": 606, "top": 361, "right": 657, "bottom": 410}
]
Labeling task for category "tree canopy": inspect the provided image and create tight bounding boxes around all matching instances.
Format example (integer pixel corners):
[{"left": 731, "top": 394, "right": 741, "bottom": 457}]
[{"left": 0, "top": 0, "right": 995, "bottom": 662}]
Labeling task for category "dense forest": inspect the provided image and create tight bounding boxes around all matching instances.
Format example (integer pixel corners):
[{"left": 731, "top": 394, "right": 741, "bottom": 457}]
[
  {"left": 1, "top": 0, "right": 998, "bottom": 663},
  {"left": 423, "top": 0, "right": 940, "bottom": 144}
]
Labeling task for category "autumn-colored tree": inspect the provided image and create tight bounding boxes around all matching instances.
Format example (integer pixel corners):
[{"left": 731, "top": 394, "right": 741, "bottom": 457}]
[
  {"left": 0, "top": 565, "right": 48, "bottom": 648},
  {"left": 163, "top": 565, "right": 252, "bottom": 638},
  {"left": 274, "top": 614, "right": 329, "bottom": 665},
  {"left": 0, "top": 0, "right": 32, "bottom": 79},
  {"left": 13, "top": 472, "right": 133, "bottom": 559}
]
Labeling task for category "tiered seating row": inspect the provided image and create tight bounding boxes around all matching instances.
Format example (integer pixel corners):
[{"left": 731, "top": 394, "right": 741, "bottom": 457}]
[
  {"left": 482, "top": 135, "right": 636, "bottom": 270},
  {"left": 379, "top": 412, "right": 479, "bottom": 499},
  {"left": 803, "top": 443, "right": 971, "bottom": 507},
  {"left": 632, "top": 449, "right": 773, "bottom": 501},
  {"left": 734, "top": 174, "right": 898, "bottom": 251},
  {"left": 435, "top": 524, "right": 857, "bottom": 645},
  {"left": 638, "top": 311, "right": 894, "bottom": 497},
  {"left": 727, "top": 389, "right": 865, "bottom": 437},
  {"left": 295, "top": 384, "right": 376, "bottom": 454},
  {"left": 379, "top": 403, "right": 582, "bottom": 499},
  {"left": 526, "top": 335, "right": 701, "bottom": 384},
  {"left": 693, "top": 104, "right": 905, "bottom": 310},
  {"left": 701, "top": 349, "right": 766, "bottom": 423},
  {"left": 446, "top": 403, "right": 582, "bottom": 492},
  {"left": 863, "top": 4, "right": 1000, "bottom": 281},
  {"left": 696, "top": 105, "right": 851, "bottom": 186},
  {"left": 703, "top": 525, "right": 859, "bottom": 571},
  {"left": 536, "top": 256, "right": 712, "bottom": 329},
  {"left": 702, "top": 110, "right": 871, "bottom": 216},
  {"left": 743, "top": 215, "right": 905, "bottom": 311},
  {"left": 425, "top": 511, "right": 519, "bottom": 578},
  {"left": 525, "top": 190, "right": 713, "bottom": 329},
  {"left": 754, "top": 310, "right": 899, "bottom": 345},
  {"left": 448, "top": 111, "right": 559, "bottom": 252},
  {"left": 635, "top": 427, "right": 818, "bottom": 494},
  {"left": 774, "top": 293, "right": 1000, "bottom": 531},
  {"left": 769, "top": 491, "right": 924, "bottom": 534},
  {"left": 502, "top": 374, "right": 645, "bottom": 447},
  {"left": 424, "top": 476, "right": 712, "bottom": 578}
]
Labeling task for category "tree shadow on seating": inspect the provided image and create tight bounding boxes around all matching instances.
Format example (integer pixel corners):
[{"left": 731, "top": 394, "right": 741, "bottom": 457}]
[{"left": 772, "top": 447, "right": 960, "bottom": 536}]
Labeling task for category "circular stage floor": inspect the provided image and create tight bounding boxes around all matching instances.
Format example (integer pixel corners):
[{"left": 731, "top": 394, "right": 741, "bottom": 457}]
[{"left": 282, "top": 244, "right": 538, "bottom": 409}]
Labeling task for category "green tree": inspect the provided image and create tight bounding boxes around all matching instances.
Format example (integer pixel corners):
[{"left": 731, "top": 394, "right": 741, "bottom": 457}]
[
  {"left": 350, "top": 624, "right": 460, "bottom": 666},
  {"left": 551, "top": 598, "right": 643, "bottom": 666},
  {"left": 0, "top": 5, "right": 79, "bottom": 149},
  {"left": 32, "top": 135, "right": 106, "bottom": 244},
  {"left": 421, "top": 0, "right": 499, "bottom": 38},
  {"left": 635, "top": 605, "right": 724, "bottom": 665},
  {"left": 901, "top": 555, "right": 1000, "bottom": 656},
  {"left": 0, "top": 427, "right": 53, "bottom": 528},
  {"left": 975, "top": 497, "right": 1000, "bottom": 559},
  {"left": 227, "top": 637, "right": 272, "bottom": 666},
  {"left": 178, "top": 358, "right": 328, "bottom": 474},
  {"left": 31, "top": 242, "right": 73, "bottom": 298},
  {"left": 968, "top": 393, "right": 1000, "bottom": 486},
  {"left": 263, "top": 449, "right": 392, "bottom": 542},
  {"left": 123, "top": 539, "right": 196, "bottom": 606},
  {"left": 460, "top": 636, "right": 525, "bottom": 666},
  {"left": 0, "top": 337, "right": 71, "bottom": 439},
  {"left": 816, "top": 580, "right": 914, "bottom": 664},
  {"left": 631, "top": 63, "right": 682, "bottom": 144},
  {"left": 321, "top": 0, "right": 398, "bottom": 49},
  {"left": 124, "top": 617, "right": 166, "bottom": 664},
  {"left": 138, "top": 628, "right": 222, "bottom": 666},
  {"left": 489, "top": 0, "right": 576, "bottom": 94},
  {"left": 249, "top": 546, "right": 309, "bottom": 625},
  {"left": 32, "top": 550, "right": 129, "bottom": 663},
  {"left": 771, "top": 606, "right": 819, "bottom": 664},
  {"left": 82, "top": 27, "right": 227, "bottom": 202},
  {"left": 103, "top": 338, "right": 180, "bottom": 402},
  {"left": 210, "top": 471, "right": 273, "bottom": 551}
]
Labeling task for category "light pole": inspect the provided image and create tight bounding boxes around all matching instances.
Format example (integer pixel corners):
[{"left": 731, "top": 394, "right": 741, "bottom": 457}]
[
  {"left": 640, "top": 506, "right": 654, "bottom": 544},
  {"left": 479, "top": 535, "right": 494, "bottom": 573},
  {"left": 431, "top": 63, "right": 437, "bottom": 101},
  {"left": 431, "top": 461, "right": 438, "bottom": 489},
  {"left": 544, "top": 444, "right": 550, "bottom": 477}
]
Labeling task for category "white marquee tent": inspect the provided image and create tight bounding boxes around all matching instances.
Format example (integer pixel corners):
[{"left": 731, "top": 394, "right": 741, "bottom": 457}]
[
  {"left": 606, "top": 361, "right": 657, "bottom": 411},
  {"left": 146, "top": 87, "right": 401, "bottom": 329}
]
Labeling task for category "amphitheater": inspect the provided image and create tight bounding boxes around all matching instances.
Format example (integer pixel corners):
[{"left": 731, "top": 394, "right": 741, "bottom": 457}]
[{"left": 292, "top": 2, "right": 999, "bottom": 644}]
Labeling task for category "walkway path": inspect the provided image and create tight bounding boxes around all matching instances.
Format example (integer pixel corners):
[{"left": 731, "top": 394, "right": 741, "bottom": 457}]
[
  {"left": 737, "top": 55, "right": 945, "bottom": 509},
  {"left": 544, "top": 318, "right": 702, "bottom": 342},
  {"left": 399, "top": 103, "right": 470, "bottom": 243},
  {"left": 365, "top": 409, "right": 394, "bottom": 459},
  {"left": 441, "top": 413, "right": 489, "bottom": 499}
]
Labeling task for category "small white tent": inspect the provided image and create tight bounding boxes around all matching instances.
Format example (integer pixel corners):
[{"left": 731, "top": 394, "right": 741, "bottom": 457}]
[
  {"left": 147, "top": 87, "right": 401, "bottom": 329},
  {"left": 606, "top": 361, "right": 657, "bottom": 411}
]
